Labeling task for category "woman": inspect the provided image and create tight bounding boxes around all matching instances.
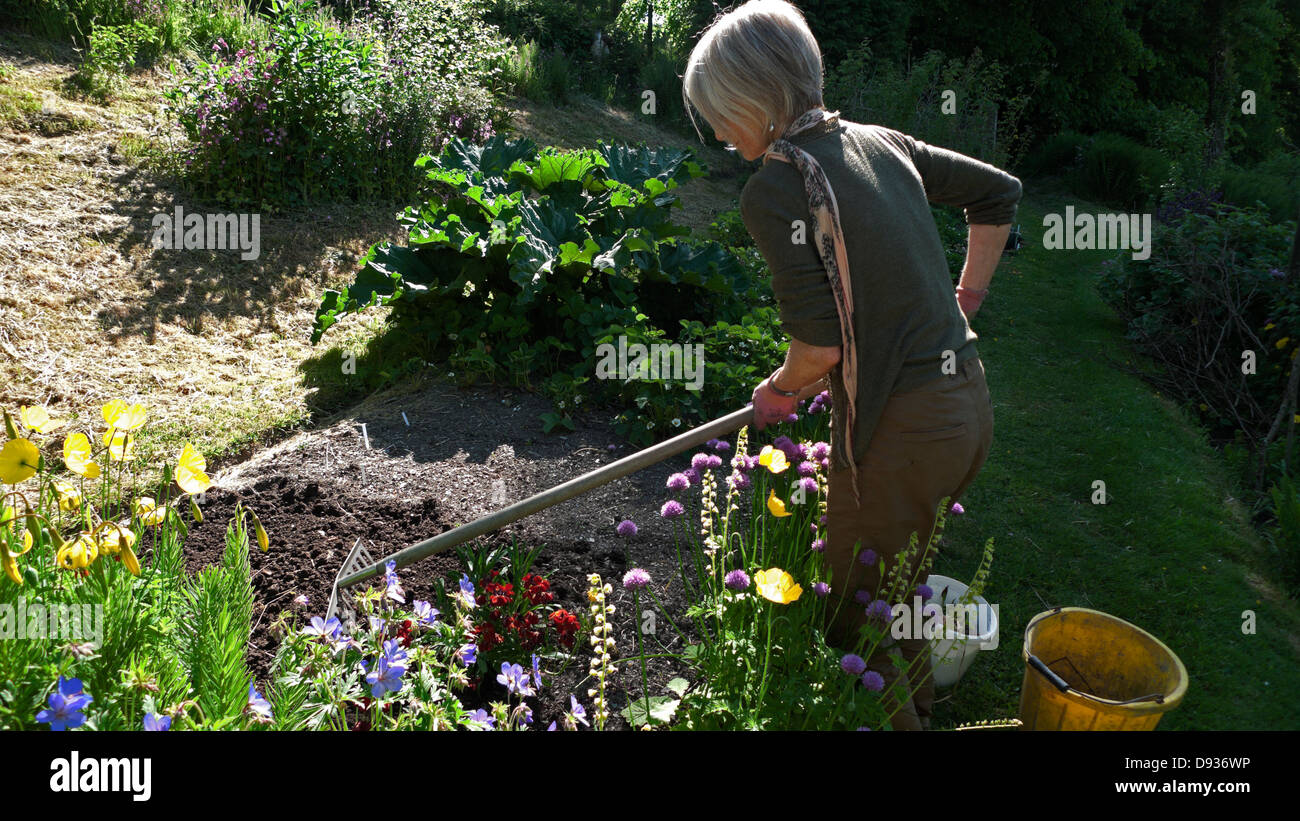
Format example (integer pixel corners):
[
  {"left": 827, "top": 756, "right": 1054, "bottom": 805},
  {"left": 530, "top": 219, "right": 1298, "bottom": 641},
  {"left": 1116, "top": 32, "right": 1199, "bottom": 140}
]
[{"left": 682, "top": 0, "right": 1020, "bottom": 731}]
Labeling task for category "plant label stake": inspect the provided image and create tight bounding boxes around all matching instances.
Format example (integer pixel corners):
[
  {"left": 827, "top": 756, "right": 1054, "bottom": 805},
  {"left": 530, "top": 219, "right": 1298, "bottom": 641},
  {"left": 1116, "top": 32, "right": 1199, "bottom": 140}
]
[{"left": 327, "top": 537, "right": 377, "bottom": 629}]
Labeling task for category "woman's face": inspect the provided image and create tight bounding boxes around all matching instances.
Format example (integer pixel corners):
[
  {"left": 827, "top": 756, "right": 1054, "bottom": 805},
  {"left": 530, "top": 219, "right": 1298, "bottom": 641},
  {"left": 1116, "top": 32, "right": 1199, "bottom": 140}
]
[{"left": 713, "top": 115, "right": 771, "bottom": 161}]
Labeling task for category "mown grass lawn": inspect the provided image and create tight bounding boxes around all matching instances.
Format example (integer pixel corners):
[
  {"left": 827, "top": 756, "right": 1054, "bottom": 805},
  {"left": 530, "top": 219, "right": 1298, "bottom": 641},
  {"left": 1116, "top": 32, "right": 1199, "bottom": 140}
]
[{"left": 932, "top": 190, "right": 1300, "bottom": 730}]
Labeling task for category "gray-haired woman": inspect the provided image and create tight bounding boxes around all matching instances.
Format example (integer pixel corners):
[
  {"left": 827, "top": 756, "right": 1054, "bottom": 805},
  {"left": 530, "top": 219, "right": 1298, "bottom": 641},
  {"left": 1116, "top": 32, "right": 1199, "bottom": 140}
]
[{"left": 682, "top": 0, "right": 1021, "bottom": 730}]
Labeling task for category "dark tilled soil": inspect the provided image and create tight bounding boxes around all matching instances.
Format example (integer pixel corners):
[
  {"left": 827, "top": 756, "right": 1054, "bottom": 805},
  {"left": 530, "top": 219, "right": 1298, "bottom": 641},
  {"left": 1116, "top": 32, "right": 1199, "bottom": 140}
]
[{"left": 183, "top": 375, "right": 719, "bottom": 730}]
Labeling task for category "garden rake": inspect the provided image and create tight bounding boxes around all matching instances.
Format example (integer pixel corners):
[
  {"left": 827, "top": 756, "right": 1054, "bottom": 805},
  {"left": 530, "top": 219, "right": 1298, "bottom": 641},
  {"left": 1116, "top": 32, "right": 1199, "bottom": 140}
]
[{"left": 325, "top": 404, "right": 755, "bottom": 627}]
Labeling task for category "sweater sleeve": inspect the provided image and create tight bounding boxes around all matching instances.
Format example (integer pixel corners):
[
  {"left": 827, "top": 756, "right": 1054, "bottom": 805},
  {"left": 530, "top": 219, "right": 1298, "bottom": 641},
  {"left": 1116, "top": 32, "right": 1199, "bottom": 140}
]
[
  {"left": 873, "top": 126, "right": 1023, "bottom": 225},
  {"left": 739, "top": 165, "right": 843, "bottom": 348}
]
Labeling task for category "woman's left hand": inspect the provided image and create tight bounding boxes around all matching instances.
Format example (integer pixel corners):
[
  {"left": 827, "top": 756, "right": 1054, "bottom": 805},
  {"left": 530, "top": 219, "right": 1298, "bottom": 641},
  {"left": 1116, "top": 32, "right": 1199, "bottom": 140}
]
[{"left": 752, "top": 376, "right": 798, "bottom": 431}]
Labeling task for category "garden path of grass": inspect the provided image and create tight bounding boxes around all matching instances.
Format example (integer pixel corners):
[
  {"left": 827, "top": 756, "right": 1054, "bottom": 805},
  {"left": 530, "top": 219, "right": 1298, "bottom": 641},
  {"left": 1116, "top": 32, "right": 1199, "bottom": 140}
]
[{"left": 931, "top": 190, "right": 1300, "bottom": 730}]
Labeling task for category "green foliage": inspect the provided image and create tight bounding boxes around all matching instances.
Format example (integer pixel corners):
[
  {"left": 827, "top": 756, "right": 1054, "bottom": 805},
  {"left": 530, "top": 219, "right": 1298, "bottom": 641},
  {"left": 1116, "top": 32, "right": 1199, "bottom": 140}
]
[
  {"left": 496, "top": 38, "right": 574, "bottom": 104},
  {"left": 1267, "top": 474, "right": 1300, "bottom": 589},
  {"left": 1019, "top": 130, "right": 1089, "bottom": 178},
  {"left": 1221, "top": 153, "right": 1300, "bottom": 223},
  {"left": 825, "top": 44, "right": 1035, "bottom": 169},
  {"left": 165, "top": 0, "right": 508, "bottom": 208},
  {"left": 311, "top": 134, "right": 778, "bottom": 444},
  {"left": 1068, "top": 132, "right": 1170, "bottom": 211},
  {"left": 69, "top": 18, "right": 158, "bottom": 99},
  {"left": 1099, "top": 202, "right": 1296, "bottom": 446}
]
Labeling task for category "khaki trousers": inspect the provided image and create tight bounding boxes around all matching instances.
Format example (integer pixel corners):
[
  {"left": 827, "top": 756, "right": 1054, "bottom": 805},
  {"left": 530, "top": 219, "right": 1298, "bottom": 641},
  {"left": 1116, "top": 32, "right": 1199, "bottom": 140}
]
[{"left": 823, "top": 356, "right": 994, "bottom": 730}]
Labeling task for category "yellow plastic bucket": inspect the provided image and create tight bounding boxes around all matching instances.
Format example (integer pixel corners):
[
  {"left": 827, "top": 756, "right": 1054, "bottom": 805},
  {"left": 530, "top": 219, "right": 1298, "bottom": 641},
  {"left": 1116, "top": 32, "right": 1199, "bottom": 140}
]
[{"left": 1019, "top": 607, "right": 1188, "bottom": 731}]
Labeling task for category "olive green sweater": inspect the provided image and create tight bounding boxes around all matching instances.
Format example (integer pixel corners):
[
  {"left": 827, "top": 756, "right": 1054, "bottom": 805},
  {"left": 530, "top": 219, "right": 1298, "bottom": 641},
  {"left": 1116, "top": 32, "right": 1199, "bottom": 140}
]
[{"left": 740, "top": 119, "right": 1022, "bottom": 470}]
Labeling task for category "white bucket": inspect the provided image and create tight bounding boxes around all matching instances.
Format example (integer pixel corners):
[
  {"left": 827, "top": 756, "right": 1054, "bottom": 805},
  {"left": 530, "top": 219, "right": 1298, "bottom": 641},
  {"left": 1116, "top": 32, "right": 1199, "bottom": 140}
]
[{"left": 926, "top": 574, "right": 998, "bottom": 689}]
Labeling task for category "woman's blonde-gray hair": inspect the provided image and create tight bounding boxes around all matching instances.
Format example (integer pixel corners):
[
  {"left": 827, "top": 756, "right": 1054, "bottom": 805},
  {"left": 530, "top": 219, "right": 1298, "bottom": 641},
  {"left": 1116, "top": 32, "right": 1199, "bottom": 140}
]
[{"left": 682, "top": 0, "right": 824, "bottom": 143}]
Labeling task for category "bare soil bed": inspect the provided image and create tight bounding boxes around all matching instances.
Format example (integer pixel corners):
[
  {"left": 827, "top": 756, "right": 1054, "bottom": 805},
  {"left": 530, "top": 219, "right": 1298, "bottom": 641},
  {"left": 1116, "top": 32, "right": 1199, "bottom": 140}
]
[{"left": 182, "top": 374, "right": 719, "bottom": 730}]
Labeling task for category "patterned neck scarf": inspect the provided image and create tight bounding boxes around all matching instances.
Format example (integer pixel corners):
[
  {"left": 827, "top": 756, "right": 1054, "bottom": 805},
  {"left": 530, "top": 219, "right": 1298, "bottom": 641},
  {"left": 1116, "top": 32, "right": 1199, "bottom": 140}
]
[{"left": 763, "top": 108, "right": 862, "bottom": 508}]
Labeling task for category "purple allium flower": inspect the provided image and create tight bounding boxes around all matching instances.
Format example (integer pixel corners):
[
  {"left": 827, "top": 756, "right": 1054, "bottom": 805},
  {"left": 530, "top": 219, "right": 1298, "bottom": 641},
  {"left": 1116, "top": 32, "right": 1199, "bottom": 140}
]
[
  {"left": 683, "top": 467, "right": 700, "bottom": 484},
  {"left": 819, "top": 514, "right": 827, "bottom": 526},
  {"left": 854, "top": 589, "right": 872, "bottom": 605},
  {"left": 712, "top": 439, "right": 730, "bottom": 452},
  {"left": 413, "top": 600, "right": 439, "bottom": 625},
  {"left": 772, "top": 435, "right": 800, "bottom": 461},
  {"left": 667, "top": 472, "right": 690, "bottom": 491},
  {"left": 866, "top": 599, "right": 894, "bottom": 621},
  {"left": 861, "top": 670, "right": 885, "bottom": 691},
  {"left": 798, "top": 476, "right": 818, "bottom": 494},
  {"left": 951, "top": 501, "right": 965, "bottom": 514},
  {"left": 797, "top": 460, "right": 817, "bottom": 477},
  {"left": 143, "top": 712, "right": 170, "bottom": 731},
  {"left": 246, "top": 684, "right": 273, "bottom": 719},
  {"left": 36, "top": 677, "right": 92, "bottom": 731},
  {"left": 623, "top": 568, "right": 651, "bottom": 590},
  {"left": 616, "top": 519, "right": 638, "bottom": 537},
  {"left": 858, "top": 549, "right": 878, "bottom": 567},
  {"left": 841, "top": 654, "right": 867, "bottom": 675},
  {"left": 706, "top": 454, "right": 722, "bottom": 469},
  {"left": 916, "top": 584, "right": 933, "bottom": 601},
  {"left": 810, "top": 538, "right": 826, "bottom": 553},
  {"left": 497, "top": 662, "right": 534, "bottom": 697},
  {"left": 457, "top": 644, "right": 477, "bottom": 666},
  {"left": 810, "top": 523, "right": 819, "bottom": 534},
  {"left": 691, "top": 453, "right": 711, "bottom": 472},
  {"left": 813, "top": 582, "right": 831, "bottom": 597},
  {"left": 811, "top": 442, "right": 831, "bottom": 461},
  {"left": 660, "top": 499, "right": 685, "bottom": 518},
  {"left": 727, "top": 471, "right": 751, "bottom": 491},
  {"left": 724, "top": 569, "right": 751, "bottom": 591}
]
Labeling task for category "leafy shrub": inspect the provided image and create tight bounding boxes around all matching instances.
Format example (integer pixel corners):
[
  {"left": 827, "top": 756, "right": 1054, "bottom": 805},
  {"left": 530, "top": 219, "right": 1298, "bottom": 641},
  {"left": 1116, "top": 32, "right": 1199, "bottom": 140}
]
[
  {"left": 496, "top": 38, "right": 574, "bottom": 105},
  {"left": 1018, "top": 130, "right": 1089, "bottom": 178},
  {"left": 1069, "top": 132, "right": 1170, "bottom": 210},
  {"left": 1267, "top": 474, "right": 1300, "bottom": 589},
  {"left": 1098, "top": 202, "right": 1296, "bottom": 449},
  {"left": 825, "top": 44, "right": 1036, "bottom": 170},
  {"left": 69, "top": 19, "right": 159, "bottom": 99},
  {"left": 311, "top": 134, "right": 775, "bottom": 444},
  {"left": 166, "top": 0, "right": 507, "bottom": 208},
  {"left": 1221, "top": 153, "right": 1300, "bottom": 223}
]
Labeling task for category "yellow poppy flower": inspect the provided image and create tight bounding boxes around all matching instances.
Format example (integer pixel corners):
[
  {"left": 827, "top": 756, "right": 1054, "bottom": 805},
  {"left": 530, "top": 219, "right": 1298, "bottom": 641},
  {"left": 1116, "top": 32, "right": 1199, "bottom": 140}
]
[
  {"left": 1, "top": 506, "right": 32, "bottom": 556},
  {"left": 96, "top": 523, "right": 136, "bottom": 557},
  {"left": 754, "top": 568, "right": 802, "bottom": 604},
  {"left": 57, "top": 533, "right": 99, "bottom": 571},
  {"left": 1265, "top": 323, "right": 1276, "bottom": 330},
  {"left": 63, "top": 433, "right": 101, "bottom": 479},
  {"left": 133, "top": 497, "right": 167, "bottom": 527},
  {"left": 0, "top": 438, "right": 40, "bottom": 484},
  {"left": 248, "top": 507, "right": 269, "bottom": 552},
  {"left": 766, "top": 489, "right": 792, "bottom": 518},
  {"left": 52, "top": 479, "right": 82, "bottom": 512},
  {"left": 1, "top": 550, "right": 21, "bottom": 585},
  {"left": 176, "top": 442, "right": 211, "bottom": 495},
  {"left": 19, "top": 405, "right": 63, "bottom": 434},
  {"left": 103, "top": 428, "right": 135, "bottom": 461},
  {"left": 102, "top": 400, "right": 148, "bottom": 432},
  {"left": 1277, "top": 337, "right": 1290, "bottom": 350},
  {"left": 757, "top": 445, "right": 789, "bottom": 474}
]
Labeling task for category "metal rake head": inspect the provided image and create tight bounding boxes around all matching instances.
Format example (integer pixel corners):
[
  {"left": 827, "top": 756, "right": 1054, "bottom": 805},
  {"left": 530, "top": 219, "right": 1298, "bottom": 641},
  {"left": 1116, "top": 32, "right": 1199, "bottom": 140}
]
[{"left": 327, "top": 538, "right": 375, "bottom": 632}]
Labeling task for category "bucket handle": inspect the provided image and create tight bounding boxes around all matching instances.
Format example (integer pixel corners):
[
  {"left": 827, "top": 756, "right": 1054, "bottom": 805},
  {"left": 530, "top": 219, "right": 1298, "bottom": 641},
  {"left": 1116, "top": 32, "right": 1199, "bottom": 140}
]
[{"left": 1026, "top": 654, "right": 1167, "bottom": 706}]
